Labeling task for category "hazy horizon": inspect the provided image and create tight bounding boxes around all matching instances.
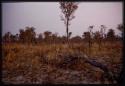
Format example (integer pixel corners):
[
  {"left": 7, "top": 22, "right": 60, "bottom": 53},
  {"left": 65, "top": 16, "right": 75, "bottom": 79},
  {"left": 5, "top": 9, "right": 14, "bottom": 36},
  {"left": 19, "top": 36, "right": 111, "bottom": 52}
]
[{"left": 2, "top": 2, "right": 123, "bottom": 37}]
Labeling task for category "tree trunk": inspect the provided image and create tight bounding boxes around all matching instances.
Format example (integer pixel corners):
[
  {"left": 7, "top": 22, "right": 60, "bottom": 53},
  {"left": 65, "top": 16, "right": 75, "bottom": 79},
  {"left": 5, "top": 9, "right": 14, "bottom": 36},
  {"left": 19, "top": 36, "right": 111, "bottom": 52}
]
[
  {"left": 88, "top": 37, "right": 91, "bottom": 56},
  {"left": 66, "top": 18, "right": 69, "bottom": 43}
]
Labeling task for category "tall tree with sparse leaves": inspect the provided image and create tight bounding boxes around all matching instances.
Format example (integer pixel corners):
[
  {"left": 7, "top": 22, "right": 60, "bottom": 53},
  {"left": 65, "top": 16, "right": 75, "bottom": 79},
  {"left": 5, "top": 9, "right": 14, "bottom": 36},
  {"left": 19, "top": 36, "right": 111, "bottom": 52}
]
[{"left": 59, "top": 2, "right": 78, "bottom": 42}]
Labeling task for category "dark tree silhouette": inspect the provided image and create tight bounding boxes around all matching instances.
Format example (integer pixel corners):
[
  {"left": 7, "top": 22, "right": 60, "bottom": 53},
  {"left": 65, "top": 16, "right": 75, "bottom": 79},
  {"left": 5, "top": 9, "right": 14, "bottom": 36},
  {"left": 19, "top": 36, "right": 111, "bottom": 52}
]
[
  {"left": 59, "top": 2, "right": 78, "bottom": 42},
  {"left": 19, "top": 29, "right": 25, "bottom": 43},
  {"left": 10, "top": 34, "right": 17, "bottom": 43},
  {"left": 83, "top": 32, "right": 91, "bottom": 42},
  {"left": 25, "top": 27, "right": 36, "bottom": 44},
  {"left": 117, "top": 24, "right": 123, "bottom": 32},
  {"left": 2, "top": 32, "right": 11, "bottom": 43},
  {"left": 43, "top": 31, "right": 52, "bottom": 43},
  {"left": 107, "top": 29, "right": 115, "bottom": 42},
  {"left": 38, "top": 33, "right": 43, "bottom": 43},
  {"left": 68, "top": 32, "right": 72, "bottom": 39},
  {"left": 19, "top": 27, "right": 36, "bottom": 44}
]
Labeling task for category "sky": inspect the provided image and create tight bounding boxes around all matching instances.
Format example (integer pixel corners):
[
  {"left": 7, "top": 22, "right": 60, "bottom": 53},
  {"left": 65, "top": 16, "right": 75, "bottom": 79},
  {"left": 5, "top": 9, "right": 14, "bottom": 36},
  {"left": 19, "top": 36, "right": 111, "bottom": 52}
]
[{"left": 2, "top": 2, "right": 123, "bottom": 37}]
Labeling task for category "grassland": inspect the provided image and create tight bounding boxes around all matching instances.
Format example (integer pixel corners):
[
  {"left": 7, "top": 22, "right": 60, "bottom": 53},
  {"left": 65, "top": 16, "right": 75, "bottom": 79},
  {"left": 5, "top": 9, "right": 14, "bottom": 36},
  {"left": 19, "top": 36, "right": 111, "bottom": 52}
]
[{"left": 2, "top": 42, "right": 123, "bottom": 84}]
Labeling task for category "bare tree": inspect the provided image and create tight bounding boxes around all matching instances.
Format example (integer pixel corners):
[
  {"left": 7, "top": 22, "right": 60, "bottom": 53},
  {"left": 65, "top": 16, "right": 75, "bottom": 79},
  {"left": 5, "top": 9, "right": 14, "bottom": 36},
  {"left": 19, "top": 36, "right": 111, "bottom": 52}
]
[
  {"left": 59, "top": 2, "right": 78, "bottom": 42},
  {"left": 88, "top": 26, "right": 94, "bottom": 55},
  {"left": 100, "top": 25, "right": 106, "bottom": 45},
  {"left": 88, "top": 26, "right": 94, "bottom": 45},
  {"left": 93, "top": 31, "right": 102, "bottom": 50},
  {"left": 117, "top": 24, "right": 123, "bottom": 38}
]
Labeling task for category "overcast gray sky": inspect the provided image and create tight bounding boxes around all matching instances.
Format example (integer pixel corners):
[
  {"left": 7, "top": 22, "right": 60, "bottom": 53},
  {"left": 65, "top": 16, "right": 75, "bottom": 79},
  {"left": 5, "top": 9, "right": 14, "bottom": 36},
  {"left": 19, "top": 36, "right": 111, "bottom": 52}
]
[{"left": 2, "top": 2, "right": 123, "bottom": 37}]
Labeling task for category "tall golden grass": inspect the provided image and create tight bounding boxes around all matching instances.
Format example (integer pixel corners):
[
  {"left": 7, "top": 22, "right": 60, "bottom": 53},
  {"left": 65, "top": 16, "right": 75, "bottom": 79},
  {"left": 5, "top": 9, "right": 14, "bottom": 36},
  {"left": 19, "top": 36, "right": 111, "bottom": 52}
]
[{"left": 2, "top": 41, "right": 123, "bottom": 84}]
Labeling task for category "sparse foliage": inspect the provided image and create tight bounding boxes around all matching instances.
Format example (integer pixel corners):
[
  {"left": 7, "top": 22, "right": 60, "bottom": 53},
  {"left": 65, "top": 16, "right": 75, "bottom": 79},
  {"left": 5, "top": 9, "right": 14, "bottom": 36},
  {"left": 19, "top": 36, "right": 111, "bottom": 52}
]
[{"left": 59, "top": 2, "right": 78, "bottom": 42}]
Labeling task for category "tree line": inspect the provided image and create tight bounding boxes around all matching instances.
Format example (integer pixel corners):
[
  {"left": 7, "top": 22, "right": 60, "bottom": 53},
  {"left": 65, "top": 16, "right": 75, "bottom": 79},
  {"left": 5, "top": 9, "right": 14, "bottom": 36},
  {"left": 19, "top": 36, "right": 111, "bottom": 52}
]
[{"left": 2, "top": 24, "right": 123, "bottom": 45}]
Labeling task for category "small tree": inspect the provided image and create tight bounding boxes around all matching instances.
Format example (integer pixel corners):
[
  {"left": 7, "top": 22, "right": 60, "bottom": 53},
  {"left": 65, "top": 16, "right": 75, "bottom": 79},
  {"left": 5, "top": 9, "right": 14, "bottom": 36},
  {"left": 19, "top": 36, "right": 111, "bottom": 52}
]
[
  {"left": 43, "top": 31, "right": 52, "bottom": 43},
  {"left": 88, "top": 26, "right": 94, "bottom": 46},
  {"left": 100, "top": 25, "right": 106, "bottom": 44},
  {"left": 25, "top": 27, "right": 36, "bottom": 44},
  {"left": 88, "top": 26, "right": 94, "bottom": 55},
  {"left": 106, "top": 29, "right": 115, "bottom": 42},
  {"left": 83, "top": 32, "right": 91, "bottom": 43},
  {"left": 59, "top": 2, "right": 78, "bottom": 43},
  {"left": 19, "top": 29, "right": 25, "bottom": 43},
  {"left": 93, "top": 31, "right": 102, "bottom": 50},
  {"left": 83, "top": 31, "right": 91, "bottom": 55}
]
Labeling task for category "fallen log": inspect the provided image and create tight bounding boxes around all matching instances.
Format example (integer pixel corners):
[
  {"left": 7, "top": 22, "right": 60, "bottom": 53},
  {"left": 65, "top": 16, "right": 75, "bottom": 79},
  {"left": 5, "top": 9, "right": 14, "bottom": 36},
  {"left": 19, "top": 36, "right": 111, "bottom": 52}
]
[
  {"left": 56, "top": 53, "right": 118, "bottom": 83},
  {"left": 80, "top": 54, "right": 118, "bottom": 83}
]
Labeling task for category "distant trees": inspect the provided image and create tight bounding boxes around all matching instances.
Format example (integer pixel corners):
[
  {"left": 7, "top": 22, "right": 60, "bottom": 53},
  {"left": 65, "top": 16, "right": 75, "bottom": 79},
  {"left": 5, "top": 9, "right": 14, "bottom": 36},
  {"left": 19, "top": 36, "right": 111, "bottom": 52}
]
[
  {"left": 95, "top": 25, "right": 106, "bottom": 50},
  {"left": 82, "top": 26, "right": 94, "bottom": 55},
  {"left": 117, "top": 24, "right": 123, "bottom": 32},
  {"left": 100, "top": 25, "right": 106, "bottom": 44},
  {"left": 83, "top": 32, "right": 91, "bottom": 42},
  {"left": 51, "top": 33, "right": 58, "bottom": 44},
  {"left": 38, "top": 33, "right": 43, "bottom": 43},
  {"left": 43, "top": 31, "right": 52, "bottom": 43},
  {"left": 81, "top": 25, "right": 121, "bottom": 51},
  {"left": 117, "top": 24, "right": 123, "bottom": 38},
  {"left": 2, "top": 32, "right": 19, "bottom": 43},
  {"left": 2, "top": 25, "right": 122, "bottom": 45},
  {"left": 19, "top": 27, "right": 36, "bottom": 44},
  {"left": 25, "top": 27, "right": 36, "bottom": 44},
  {"left": 106, "top": 29, "right": 115, "bottom": 42},
  {"left": 19, "top": 29, "right": 25, "bottom": 43},
  {"left": 88, "top": 26, "right": 94, "bottom": 49},
  {"left": 2, "top": 32, "right": 11, "bottom": 43},
  {"left": 100, "top": 25, "right": 106, "bottom": 39},
  {"left": 10, "top": 34, "right": 17, "bottom": 43},
  {"left": 71, "top": 36, "right": 82, "bottom": 43},
  {"left": 93, "top": 31, "right": 102, "bottom": 50},
  {"left": 59, "top": 2, "right": 78, "bottom": 42}
]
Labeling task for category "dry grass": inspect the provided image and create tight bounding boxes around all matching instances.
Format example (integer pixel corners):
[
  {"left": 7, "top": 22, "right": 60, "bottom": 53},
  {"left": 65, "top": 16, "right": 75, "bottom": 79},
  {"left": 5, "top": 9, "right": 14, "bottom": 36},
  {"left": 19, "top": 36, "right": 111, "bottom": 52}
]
[{"left": 2, "top": 42, "right": 123, "bottom": 84}]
